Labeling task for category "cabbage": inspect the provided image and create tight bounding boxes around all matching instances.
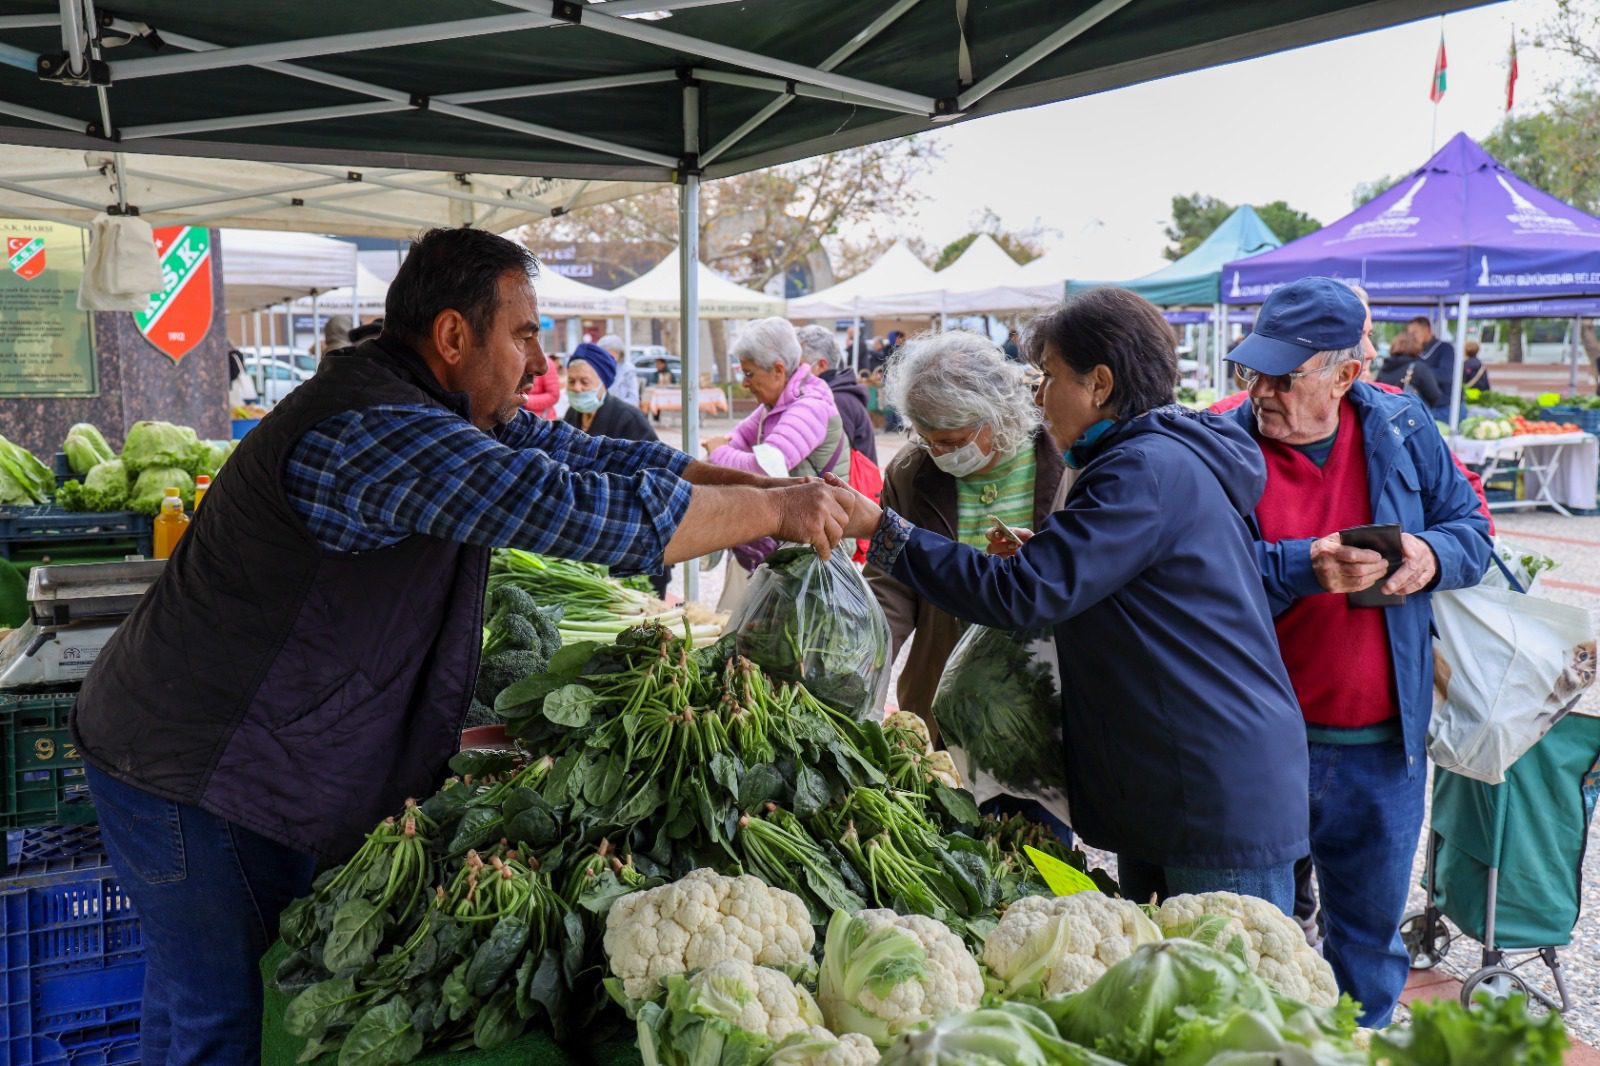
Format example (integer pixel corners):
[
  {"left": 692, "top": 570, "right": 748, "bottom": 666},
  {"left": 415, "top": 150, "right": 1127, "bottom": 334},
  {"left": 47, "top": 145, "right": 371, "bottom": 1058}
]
[
  {"left": 62, "top": 422, "right": 114, "bottom": 475},
  {"left": 0, "top": 434, "right": 52, "bottom": 504},
  {"left": 57, "top": 459, "right": 132, "bottom": 512},
  {"left": 123, "top": 420, "right": 200, "bottom": 473},
  {"left": 878, "top": 1003, "right": 1116, "bottom": 1066},
  {"left": 190, "top": 439, "right": 235, "bottom": 479},
  {"left": 1042, "top": 940, "right": 1283, "bottom": 1066},
  {"left": 129, "top": 466, "right": 194, "bottom": 514}
]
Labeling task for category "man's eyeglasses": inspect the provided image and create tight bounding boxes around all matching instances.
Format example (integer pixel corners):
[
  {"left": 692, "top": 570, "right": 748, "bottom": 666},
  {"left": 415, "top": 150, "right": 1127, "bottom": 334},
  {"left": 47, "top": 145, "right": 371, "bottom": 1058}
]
[{"left": 1232, "top": 361, "right": 1341, "bottom": 393}]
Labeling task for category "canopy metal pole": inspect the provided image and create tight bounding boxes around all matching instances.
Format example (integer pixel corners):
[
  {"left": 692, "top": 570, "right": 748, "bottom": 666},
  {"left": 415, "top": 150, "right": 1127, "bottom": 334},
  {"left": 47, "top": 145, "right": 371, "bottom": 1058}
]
[
  {"left": 1214, "top": 303, "right": 1225, "bottom": 392},
  {"left": 311, "top": 290, "right": 321, "bottom": 357},
  {"left": 1571, "top": 318, "right": 1581, "bottom": 393},
  {"left": 679, "top": 81, "right": 702, "bottom": 603},
  {"left": 252, "top": 310, "right": 264, "bottom": 393},
  {"left": 1449, "top": 294, "right": 1470, "bottom": 433},
  {"left": 851, "top": 298, "right": 862, "bottom": 373}
]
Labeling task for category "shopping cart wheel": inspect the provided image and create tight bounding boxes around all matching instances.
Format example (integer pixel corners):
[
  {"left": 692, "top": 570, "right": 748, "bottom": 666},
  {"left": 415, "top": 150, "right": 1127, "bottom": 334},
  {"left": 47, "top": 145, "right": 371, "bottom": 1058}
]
[
  {"left": 1400, "top": 911, "right": 1451, "bottom": 970},
  {"left": 1461, "top": 966, "right": 1530, "bottom": 1007}
]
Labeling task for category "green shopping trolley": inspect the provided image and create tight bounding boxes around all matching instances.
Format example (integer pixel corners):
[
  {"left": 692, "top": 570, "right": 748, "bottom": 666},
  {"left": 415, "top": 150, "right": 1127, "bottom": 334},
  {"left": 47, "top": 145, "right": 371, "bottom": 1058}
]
[{"left": 1401, "top": 711, "right": 1600, "bottom": 1011}]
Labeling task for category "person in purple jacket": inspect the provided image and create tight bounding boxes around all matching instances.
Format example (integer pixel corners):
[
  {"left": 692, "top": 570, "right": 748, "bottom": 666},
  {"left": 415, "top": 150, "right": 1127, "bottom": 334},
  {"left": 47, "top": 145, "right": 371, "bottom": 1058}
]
[{"left": 836, "top": 289, "right": 1311, "bottom": 912}]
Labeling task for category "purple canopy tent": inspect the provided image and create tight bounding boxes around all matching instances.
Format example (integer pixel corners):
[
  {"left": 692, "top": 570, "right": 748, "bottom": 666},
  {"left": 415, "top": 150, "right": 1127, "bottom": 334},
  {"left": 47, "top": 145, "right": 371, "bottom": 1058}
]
[{"left": 1222, "top": 133, "right": 1600, "bottom": 426}]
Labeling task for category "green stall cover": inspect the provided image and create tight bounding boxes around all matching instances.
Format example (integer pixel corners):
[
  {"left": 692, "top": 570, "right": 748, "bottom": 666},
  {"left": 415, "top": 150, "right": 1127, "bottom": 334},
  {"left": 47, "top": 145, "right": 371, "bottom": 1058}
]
[{"left": 1067, "top": 204, "right": 1282, "bottom": 306}]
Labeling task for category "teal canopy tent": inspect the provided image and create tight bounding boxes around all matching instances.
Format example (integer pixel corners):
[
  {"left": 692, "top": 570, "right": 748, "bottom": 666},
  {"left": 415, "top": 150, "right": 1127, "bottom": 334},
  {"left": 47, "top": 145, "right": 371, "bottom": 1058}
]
[{"left": 1067, "top": 204, "right": 1283, "bottom": 306}]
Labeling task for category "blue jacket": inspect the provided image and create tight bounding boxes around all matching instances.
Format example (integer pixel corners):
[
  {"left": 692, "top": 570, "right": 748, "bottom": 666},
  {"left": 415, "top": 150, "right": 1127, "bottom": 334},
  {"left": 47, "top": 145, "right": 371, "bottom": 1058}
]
[
  {"left": 888, "top": 406, "right": 1309, "bottom": 868},
  {"left": 1230, "top": 382, "right": 1492, "bottom": 776}
]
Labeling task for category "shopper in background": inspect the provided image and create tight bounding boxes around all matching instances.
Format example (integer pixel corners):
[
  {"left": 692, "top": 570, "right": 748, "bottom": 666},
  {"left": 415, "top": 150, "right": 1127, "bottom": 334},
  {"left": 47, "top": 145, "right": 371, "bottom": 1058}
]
[
  {"left": 1001, "top": 328, "right": 1022, "bottom": 361},
  {"left": 843, "top": 289, "right": 1312, "bottom": 915},
  {"left": 864, "top": 331, "right": 1071, "bottom": 841},
  {"left": 795, "top": 324, "right": 877, "bottom": 464},
  {"left": 1376, "top": 330, "right": 1443, "bottom": 410},
  {"left": 596, "top": 333, "right": 640, "bottom": 408},
  {"left": 1408, "top": 315, "right": 1458, "bottom": 421},
  {"left": 1461, "top": 339, "right": 1491, "bottom": 393},
  {"left": 1226, "top": 277, "right": 1491, "bottom": 1027},
  {"left": 521, "top": 350, "right": 563, "bottom": 420},
  {"left": 321, "top": 313, "right": 353, "bottom": 354}
]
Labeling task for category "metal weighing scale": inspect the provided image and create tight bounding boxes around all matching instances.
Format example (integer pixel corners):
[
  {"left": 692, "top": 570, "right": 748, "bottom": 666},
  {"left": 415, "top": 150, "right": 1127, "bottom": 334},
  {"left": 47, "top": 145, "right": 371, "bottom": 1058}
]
[{"left": 0, "top": 559, "right": 164, "bottom": 689}]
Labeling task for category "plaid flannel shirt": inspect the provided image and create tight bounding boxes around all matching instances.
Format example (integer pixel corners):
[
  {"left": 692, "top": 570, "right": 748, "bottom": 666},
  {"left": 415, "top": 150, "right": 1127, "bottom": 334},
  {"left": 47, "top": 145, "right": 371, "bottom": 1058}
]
[{"left": 283, "top": 405, "right": 693, "bottom": 572}]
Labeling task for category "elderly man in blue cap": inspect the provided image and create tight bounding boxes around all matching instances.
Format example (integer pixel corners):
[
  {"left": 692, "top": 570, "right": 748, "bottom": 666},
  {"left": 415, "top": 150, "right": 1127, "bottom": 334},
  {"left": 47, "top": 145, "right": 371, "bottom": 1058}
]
[{"left": 1225, "top": 277, "right": 1491, "bottom": 1026}]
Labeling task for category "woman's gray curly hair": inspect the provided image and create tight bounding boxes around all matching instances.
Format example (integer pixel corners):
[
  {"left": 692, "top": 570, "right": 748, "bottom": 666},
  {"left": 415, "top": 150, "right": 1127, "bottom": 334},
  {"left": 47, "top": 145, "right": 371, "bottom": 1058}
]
[{"left": 884, "top": 330, "right": 1042, "bottom": 459}]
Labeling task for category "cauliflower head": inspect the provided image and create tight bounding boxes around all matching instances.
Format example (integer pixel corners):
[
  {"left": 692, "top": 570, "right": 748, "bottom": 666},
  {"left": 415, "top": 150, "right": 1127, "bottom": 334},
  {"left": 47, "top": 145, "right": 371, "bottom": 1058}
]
[
  {"left": 818, "top": 909, "right": 983, "bottom": 1047},
  {"left": 604, "top": 867, "right": 815, "bottom": 1000},
  {"left": 982, "top": 893, "right": 1162, "bottom": 999},
  {"left": 677, "top": 959, "right": 823, "bottom": 1041},
  {"left": 1156, "top": 892, "right": 1339, "bottom": 1006},
  {"left": 766, "top": 1026, "right": 882, "bottom": 1066}
]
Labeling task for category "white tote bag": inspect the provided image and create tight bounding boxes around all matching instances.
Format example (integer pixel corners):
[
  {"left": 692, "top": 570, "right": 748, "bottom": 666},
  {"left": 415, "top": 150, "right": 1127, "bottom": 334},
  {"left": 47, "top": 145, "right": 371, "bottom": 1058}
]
[{"left": 1427, "top": 553, "right": 1598, "bottom": 784}]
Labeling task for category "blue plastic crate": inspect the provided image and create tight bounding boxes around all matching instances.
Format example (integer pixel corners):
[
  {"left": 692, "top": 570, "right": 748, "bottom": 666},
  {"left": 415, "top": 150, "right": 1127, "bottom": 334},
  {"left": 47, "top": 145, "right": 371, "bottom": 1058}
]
[
  {"left": 0, "top": 505, "right": 152, "bottom": 562},
  {"left": 1537, "top": 405, "right": 1600, "bottom": 434},
  {"left": 1, "top": 832, "right": 143, "bottom": 1066}
]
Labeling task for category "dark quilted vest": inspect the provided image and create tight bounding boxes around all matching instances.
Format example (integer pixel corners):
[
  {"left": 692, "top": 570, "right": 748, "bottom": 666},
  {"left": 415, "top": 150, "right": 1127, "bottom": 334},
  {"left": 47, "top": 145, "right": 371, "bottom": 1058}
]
[{"left": 73, "top": 337, "right": 488, "bottom": 861}]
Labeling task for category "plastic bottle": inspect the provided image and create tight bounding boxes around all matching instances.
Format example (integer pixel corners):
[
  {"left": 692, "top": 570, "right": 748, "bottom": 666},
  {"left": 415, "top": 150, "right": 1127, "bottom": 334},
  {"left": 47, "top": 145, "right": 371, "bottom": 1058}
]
[
  {"left": 152, "top": 487, "right": 190, "bottom": 559},
  {"left": 193, "top": 474, "right": 211, "bottom": 510}
]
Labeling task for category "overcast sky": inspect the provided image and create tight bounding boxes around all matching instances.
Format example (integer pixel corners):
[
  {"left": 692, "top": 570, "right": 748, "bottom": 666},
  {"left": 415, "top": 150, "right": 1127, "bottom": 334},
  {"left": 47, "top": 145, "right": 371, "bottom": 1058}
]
[{"left": 905, "top": 0, "right": 1583, "bottom": 279}]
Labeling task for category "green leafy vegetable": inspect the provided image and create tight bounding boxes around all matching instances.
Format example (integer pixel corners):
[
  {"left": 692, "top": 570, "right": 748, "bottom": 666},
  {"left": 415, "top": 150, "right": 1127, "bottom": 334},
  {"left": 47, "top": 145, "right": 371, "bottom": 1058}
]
[
  {"left": 122, "top": 419, "right": 200, "bottom": 472},
  {"left": 0, "top": 434, "right": 52, "bottom": 504},
  {"left": 1370, "top": 993, "right": 1568, "bottom": 1066},
  {"left": 62, "top": 422, "right": 114, "bottom": 475},
  {"left": 128, "top": 465, "right": 194, "bottom": 513}
]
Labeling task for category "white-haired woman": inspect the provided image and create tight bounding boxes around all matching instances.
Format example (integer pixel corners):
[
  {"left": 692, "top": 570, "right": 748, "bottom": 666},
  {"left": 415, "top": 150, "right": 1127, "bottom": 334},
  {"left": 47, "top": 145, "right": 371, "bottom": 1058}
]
[
  {"left": 866, "top": 331, "right": 1071, "bottom": 747},
  {"left": 703, "top": 317, "right": 849, "bottom": 595}
]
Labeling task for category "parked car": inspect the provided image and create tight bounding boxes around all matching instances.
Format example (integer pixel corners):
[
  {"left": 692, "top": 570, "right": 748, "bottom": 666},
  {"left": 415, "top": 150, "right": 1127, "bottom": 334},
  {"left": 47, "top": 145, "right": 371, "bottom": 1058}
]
[
  {"left": 631, "top": 350, "right": 682, "bottom": 385},
  {"left": 244, "top": 356, "right": 313, "bottom": 405}
]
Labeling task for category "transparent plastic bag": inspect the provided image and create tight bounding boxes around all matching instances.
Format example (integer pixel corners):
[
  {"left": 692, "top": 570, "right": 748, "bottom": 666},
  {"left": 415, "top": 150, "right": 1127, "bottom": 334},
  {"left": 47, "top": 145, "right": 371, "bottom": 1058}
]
[
  {"left": 932, "top": 624, "right": 1070, "bottom": 825},
  {"left": 728, "top": 543, "right": 891, "bottom": 721}
]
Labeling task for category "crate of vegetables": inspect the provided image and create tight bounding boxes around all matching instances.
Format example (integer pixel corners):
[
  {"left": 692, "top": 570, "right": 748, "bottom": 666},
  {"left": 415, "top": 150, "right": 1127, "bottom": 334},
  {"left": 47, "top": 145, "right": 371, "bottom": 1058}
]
[
  {"left": 1, "top": 691, "right": 95, "bottom": 829},
  {"left": 0, "top": 827, "right": 143, "bottom": 1066},
  {"left": 0, "top": 504, "right": 153, "bottom": 563},
  {"left": 1536, "top": 404, "right": 1600, "bottom": 435}
]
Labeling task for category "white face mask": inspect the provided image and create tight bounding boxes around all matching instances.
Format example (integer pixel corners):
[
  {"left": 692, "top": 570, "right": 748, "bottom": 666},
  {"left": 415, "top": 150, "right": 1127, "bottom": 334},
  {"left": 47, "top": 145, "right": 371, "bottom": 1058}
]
[{"left": 930, "top": 437, "right": 991, "bottom": 478}]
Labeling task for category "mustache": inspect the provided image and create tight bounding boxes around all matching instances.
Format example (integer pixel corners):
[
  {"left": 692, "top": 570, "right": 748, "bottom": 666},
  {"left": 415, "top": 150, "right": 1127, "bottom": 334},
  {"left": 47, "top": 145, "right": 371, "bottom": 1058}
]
[{"left": 517, "top": 375, "right": 535, "bottom": 391}]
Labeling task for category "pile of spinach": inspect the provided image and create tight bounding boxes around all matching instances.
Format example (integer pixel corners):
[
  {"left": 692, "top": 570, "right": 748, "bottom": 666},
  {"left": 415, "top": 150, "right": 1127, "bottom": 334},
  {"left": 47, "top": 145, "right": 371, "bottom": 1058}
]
[{"left": 273, "top": 623, "right": 1103, "bottom": 1064}]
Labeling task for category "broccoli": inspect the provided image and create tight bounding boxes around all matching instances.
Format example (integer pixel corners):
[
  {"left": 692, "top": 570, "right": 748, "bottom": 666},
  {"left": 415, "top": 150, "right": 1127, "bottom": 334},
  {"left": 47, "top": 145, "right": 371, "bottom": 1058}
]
[
  {"left": 464, "top": 697, "right": 501, "bottom": 728},
  {"left": 473, "top": 585, "right": 563, "bottom": 717}
]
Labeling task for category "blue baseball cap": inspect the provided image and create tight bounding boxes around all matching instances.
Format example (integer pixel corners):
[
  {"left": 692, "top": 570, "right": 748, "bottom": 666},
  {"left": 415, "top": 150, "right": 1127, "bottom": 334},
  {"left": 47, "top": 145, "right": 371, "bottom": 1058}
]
[{"left": 1230, "top": 277, "right": 1366, "bottom": 376}]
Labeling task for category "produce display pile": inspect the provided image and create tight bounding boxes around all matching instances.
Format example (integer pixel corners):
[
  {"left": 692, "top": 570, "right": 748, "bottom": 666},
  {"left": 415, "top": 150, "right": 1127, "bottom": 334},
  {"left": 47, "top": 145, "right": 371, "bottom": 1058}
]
[
  {"left": 490, "top": 548, "right": 724, "bottom": 649},
  {"left": 0, "top": 420, "right": 233, "bottom": 512},
  {"left": 270, "top": 616, "right": 1569, "bottom": 1065},
  {"left": 1457, "top": 414, "right": 1584, "bottom": 440}
]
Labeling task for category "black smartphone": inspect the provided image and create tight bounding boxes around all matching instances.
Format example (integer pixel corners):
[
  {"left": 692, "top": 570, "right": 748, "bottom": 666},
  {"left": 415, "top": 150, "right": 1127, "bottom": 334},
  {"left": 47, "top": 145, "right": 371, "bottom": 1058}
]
[{"left": 1339, "top": 523, "right": 1405, "bottom": 607}]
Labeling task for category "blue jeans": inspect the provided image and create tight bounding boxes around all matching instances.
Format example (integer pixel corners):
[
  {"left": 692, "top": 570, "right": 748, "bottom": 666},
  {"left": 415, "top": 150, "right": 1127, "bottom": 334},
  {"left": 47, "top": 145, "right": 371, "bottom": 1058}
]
[
  {"left": 86, "top": 764, "right": 317, "bottom": 1066},
  {"left": 1306, "top": 740, "right": 1426, "bottom": 1027},
  {"left": 978, "top": 794, "right": 1074, "bottom": 847},
  {"left": 1116, "top": 854, "right": 1296, "bottom": 915}
]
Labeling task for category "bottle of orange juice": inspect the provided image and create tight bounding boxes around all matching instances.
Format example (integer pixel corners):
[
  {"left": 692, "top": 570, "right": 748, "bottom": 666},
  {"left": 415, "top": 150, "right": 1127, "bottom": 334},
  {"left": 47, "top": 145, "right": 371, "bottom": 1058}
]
[
  {"left": 193, "top": 474, "right": 211, "bottom": 510},
  {"left": 152, "top": 487, "right": 190, "bottom": 559}
]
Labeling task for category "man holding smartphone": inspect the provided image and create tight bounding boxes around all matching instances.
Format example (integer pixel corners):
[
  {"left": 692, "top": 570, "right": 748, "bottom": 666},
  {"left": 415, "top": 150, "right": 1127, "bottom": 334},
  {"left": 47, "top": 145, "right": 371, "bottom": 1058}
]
[{"left": 1224, "top": 277, "right": 1491, "bottom": 1027}]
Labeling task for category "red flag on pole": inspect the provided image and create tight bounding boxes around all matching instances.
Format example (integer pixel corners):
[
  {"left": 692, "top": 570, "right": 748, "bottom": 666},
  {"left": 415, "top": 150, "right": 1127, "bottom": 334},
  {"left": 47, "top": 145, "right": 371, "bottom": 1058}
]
[
  {"left": 1430, "top": 34, "right": 1448, "bottom": 103},
  {"left": 1505, "top": 31, "right": 1518, "bottom": 112}
]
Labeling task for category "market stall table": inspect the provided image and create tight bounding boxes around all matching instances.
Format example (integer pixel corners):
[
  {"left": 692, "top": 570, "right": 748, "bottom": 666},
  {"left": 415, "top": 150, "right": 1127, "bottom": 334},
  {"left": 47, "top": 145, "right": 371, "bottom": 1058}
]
[
  {"left": 1450, "top": 431, "right": 1599, "bottom": 516},
  {"left": 645, "top": 385, "right": 728, "bottom": 419}
]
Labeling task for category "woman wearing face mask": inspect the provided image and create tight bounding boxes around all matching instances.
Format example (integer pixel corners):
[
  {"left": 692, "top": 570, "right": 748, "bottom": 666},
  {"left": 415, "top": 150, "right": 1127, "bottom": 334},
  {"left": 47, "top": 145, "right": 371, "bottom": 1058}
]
[
  {"left": 562, "top": 342, "right": 660, "bottom": 443},
  {"left": 839, "top": 289, "right": 1311, "bottom": 914},
  {"left": 866, "top": 331, "right": 1070, "bottom": 749}
]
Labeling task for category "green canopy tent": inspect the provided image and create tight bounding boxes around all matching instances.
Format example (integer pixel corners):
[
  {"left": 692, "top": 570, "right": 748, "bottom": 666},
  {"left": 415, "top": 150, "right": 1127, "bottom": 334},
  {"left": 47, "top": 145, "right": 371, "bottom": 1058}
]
[
  {"left": 0, "top": 0, "right": 1486, "bottom": 595},
  {"left": 1067, "top": 204, "right": 1283, "bottom": 387}
]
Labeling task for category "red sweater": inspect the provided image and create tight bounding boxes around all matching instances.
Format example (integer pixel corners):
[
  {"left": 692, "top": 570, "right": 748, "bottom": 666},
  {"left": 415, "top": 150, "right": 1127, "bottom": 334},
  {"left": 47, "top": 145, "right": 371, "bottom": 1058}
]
[{"left": 1254, "top": 401, "right": 1400, "bottom": 728}]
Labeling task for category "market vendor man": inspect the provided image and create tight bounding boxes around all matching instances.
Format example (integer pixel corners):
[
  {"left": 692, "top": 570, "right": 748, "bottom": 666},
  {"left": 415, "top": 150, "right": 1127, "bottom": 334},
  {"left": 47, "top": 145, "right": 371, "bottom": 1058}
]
[
  {"left": 1224, "top": 277, "right": 1491, "bottom": 1027},
  {"left": 70, "top": 227, "right": 855, "bottom": 1066}
]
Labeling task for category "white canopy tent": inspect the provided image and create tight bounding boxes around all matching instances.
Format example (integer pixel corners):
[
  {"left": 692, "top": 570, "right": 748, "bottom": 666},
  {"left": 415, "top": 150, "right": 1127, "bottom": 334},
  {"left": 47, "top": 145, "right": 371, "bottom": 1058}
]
[
  {"left": 613, "top": 248, "right": 783, "bottom": 319},
  {"left": 535, "top": 269, "right": 627, "bottom": 317},
  {"left": 935, "top": 234, "right": 1034, "bottom": 315},
  {"left": 787, "top": 241, "right": 942, "bottom": 319},
  {"left": 288, "top": 261, "right": 390, "bottom": 318},
  {"left": 220, "top": 227, "right": 357, "bottom": 312},
  {"left": 996, "top": 246, "right": 1082, "bottom": 312}
]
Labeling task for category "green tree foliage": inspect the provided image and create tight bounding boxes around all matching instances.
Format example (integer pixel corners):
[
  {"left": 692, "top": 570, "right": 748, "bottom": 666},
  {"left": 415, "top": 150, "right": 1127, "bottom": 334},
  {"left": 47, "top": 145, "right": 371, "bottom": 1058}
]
[{"left": 1162, "top": 194, "right": 1321, "bottom": 260}]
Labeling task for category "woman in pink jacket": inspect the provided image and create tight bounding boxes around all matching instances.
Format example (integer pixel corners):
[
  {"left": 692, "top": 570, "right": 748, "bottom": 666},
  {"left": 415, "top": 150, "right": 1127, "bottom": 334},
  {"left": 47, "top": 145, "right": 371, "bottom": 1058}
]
[
  {"left": 704, "top": 318, "right": 849, "bottom": 600},
  {"left": 521, "top": 357, "right": 563, "bottom": 420},
  {"left": 705, "top": 317, "right": 849, "bottom": 481}
]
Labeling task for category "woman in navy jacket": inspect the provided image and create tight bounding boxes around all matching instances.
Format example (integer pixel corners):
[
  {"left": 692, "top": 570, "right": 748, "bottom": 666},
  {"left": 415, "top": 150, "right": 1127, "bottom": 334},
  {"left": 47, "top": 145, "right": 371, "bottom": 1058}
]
[{"left": 843, "top": 290, "right": 1310, "bottom": 911}]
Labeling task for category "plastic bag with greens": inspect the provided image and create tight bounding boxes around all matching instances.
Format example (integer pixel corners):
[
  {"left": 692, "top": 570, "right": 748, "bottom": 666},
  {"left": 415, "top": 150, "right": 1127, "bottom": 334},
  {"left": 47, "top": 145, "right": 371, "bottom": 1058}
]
[
  {"left": 129, "top": 466, "right": 195, "bottom": 514},
  {"left": 0, "top": 434, "right": 52, "bottom": 504},
  {"left": 62, "top": 422, "right": 115, "bottom": 475},
  {"left": 932, "top": 624, "right": 1070, "bottom": 826},
  {"left": 728, "top": 543, "right": 891, "bottom": 721},
  {"left": 122, "top": 420, "right": 200, "bottom": 472}
]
